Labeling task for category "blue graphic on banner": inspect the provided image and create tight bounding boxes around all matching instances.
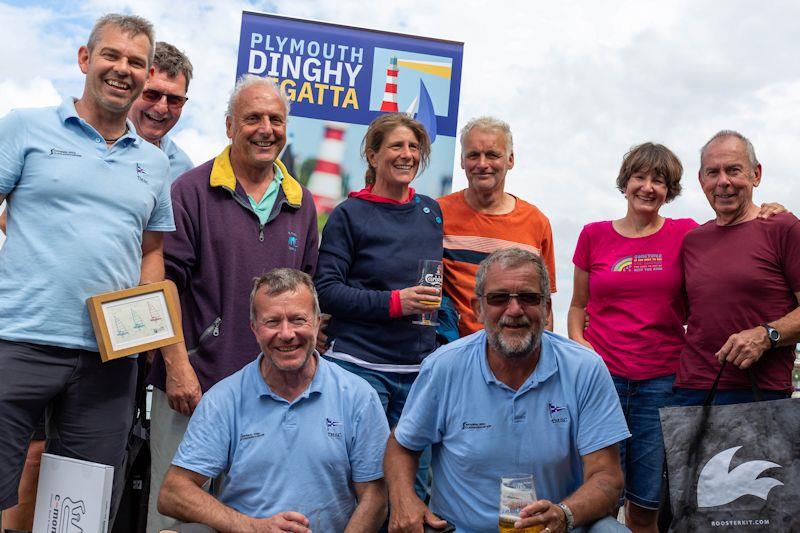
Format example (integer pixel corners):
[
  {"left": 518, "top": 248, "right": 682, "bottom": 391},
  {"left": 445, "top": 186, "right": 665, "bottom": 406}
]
[{"left": 235, "top": 11, "right": 463, "bottom": 213}]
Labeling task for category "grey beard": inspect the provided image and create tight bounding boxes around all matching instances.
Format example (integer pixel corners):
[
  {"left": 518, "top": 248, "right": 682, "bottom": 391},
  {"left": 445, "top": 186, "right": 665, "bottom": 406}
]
[{"left": 488, "top": 327, "right": 542, "bottom": 359}]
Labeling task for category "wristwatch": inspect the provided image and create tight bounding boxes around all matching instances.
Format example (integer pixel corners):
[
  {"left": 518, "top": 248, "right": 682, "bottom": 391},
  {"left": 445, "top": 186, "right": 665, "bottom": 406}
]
[
  {"left": 557, "top": 502, "right": 575, "bottom": 531},
  {"left": 762, "top": 324, "right": 780, "bottom": 349}
]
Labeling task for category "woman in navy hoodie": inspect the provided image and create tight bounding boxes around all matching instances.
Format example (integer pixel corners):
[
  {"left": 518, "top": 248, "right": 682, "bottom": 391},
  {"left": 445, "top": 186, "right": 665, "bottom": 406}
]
[{"left": 315, "top": 113, "right": 443, "bottom": 498}]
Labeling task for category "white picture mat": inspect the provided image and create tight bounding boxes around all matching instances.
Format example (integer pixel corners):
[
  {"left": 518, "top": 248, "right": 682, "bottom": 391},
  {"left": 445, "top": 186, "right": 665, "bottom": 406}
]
[{"left": 101, "top": 290, "right": 175, "bottom": 351}]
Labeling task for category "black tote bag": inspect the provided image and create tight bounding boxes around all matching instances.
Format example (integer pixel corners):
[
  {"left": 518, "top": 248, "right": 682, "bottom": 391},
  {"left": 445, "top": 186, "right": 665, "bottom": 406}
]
[{"left": 660, "top": 366, "right": 800, "bottom": 532}]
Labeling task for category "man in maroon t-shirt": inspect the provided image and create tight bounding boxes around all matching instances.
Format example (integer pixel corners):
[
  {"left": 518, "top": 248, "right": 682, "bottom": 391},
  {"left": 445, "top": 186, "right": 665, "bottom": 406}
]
[{"left": 675, "top": 130, "right": 800, "bottom": 405}]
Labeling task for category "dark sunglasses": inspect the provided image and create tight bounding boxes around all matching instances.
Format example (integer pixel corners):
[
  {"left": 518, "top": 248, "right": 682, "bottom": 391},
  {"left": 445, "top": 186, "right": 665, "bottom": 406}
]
[
  {"left": 141, "top": 89, "right": 189, "bottom": 108},
  {"left": 481, "top": 292, "right": 544, "bottom": 307}
]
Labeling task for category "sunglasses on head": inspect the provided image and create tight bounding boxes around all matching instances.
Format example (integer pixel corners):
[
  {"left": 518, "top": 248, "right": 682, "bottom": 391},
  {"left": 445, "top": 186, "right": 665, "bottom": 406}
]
[
  {"left": 480, "top": 292, "right": 544, "bottom": 307},
  {"left": 141, "top": 89, "right": 189, "bottom": 108}
]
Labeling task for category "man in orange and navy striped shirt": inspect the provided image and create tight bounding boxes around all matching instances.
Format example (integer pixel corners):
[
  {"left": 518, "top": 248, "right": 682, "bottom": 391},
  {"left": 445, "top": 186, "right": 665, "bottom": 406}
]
[{"left": 438, "top": 117, "right": 556, "bottom": 337}]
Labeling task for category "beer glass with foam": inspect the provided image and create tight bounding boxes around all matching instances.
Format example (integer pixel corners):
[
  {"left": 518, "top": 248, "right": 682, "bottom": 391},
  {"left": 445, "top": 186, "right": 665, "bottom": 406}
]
[{"left": 498, "top": 474, "right": 543, "bottom": 533}]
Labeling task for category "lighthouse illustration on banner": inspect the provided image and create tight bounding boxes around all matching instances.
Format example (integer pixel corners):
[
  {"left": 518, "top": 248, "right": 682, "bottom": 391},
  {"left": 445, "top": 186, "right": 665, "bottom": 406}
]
[
  {"left": 370, "top": 48, "right": 454, "bottom": 145},
  {"left": 306, "top": 122, "right": 348, "bottom": 214}
]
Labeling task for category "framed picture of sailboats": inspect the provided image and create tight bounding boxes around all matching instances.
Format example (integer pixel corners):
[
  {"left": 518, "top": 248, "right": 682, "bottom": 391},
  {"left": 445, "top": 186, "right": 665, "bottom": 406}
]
[{"left": 87, "top": 280, "right": 183, "bottom": 362}]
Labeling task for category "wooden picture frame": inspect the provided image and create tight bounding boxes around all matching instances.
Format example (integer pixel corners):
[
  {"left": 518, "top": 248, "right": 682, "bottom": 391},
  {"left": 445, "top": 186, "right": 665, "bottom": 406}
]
[{"left": 87, "top": 280, "right": 183, "bottom": 362}]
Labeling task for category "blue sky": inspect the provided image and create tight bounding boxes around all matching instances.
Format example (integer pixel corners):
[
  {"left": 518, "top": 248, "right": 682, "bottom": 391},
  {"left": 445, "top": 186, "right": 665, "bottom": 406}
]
[{"left": 3, "top": 0, "right": 800, "bottom": 332}]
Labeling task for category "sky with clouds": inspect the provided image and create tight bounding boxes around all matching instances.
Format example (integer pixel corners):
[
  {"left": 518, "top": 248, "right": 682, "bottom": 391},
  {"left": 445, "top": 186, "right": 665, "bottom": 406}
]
[{"left": 2, "top": 0, "right": 800, "bottom": 332}]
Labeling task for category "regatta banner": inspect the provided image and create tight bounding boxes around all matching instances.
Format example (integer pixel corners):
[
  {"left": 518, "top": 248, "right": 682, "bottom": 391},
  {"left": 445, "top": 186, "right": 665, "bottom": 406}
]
[{"left": 236, "top": 11, "right": 464, "bottom": 216}]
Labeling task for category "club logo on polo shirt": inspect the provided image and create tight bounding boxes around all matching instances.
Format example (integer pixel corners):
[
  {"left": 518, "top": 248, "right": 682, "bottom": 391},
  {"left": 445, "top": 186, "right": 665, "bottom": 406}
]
[
  {"left": 548, "top": 402, "right": 569, "bottom": 424},
  {"left": 49, "top": 148, "right": 82, "bottom": 157},
  {"left": 136, "top": 163, "right": 149, "bottom": 184},
  {"left": 326, "top": 418, "right": 342, "bottom": 438},
  {"left": 288, "top": 231, "right": 299, "bottom": 252}
]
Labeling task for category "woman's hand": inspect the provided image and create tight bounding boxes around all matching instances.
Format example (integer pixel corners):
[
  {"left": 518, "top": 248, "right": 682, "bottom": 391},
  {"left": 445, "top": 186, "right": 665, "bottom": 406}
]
[{"left": 399, "top": 286, "right": 441, "bottom": 316}]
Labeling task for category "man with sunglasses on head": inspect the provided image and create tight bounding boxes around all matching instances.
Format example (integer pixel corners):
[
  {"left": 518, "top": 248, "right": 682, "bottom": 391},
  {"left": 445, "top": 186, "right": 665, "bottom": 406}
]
[
  {"left": 385, "top": 248, "right": 630, "bottom": 533},
  {"left": 129, "top": 41, "right": 194, "bottom": 181}
]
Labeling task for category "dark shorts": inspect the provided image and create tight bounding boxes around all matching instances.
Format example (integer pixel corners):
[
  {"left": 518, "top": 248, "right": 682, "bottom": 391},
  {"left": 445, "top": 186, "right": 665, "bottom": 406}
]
[{"left": 0, "top": 339, "right": 137, "bottom": 510}]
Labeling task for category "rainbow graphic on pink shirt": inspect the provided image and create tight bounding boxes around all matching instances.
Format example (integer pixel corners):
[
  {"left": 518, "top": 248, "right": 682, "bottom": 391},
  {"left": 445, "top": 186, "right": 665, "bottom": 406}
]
[
  {"left": 612, "top": 256, "right": 634, "bottom": 272},
  {"left": 611, "top": 254, "right": 663, "bottom": 272}
]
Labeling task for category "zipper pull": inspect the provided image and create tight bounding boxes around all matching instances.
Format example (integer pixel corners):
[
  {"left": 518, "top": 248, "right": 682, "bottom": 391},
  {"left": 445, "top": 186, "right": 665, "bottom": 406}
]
[
  {"left": 212, "top": 317, "right": 221, "bottom": 337},
  {"left": 259, "top": 224, "right": 265, "bottom": 242}
]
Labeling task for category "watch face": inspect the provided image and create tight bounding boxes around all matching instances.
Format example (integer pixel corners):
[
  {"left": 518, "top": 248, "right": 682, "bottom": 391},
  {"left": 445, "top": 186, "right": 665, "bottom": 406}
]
[{"left": 769, "top": 328, "right": 780, "bottom": 341}]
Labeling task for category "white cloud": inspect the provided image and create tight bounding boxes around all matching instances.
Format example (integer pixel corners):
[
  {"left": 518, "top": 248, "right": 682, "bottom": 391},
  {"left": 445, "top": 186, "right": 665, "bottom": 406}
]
[{"left": 0, "top": 78, "right": 61, "bottom": 117}]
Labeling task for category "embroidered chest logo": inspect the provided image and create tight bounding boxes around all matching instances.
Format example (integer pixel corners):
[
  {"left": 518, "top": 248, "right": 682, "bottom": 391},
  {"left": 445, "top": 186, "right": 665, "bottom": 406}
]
[
  {"left": 136, "top": 163, "right": 149, "bottom": 184},
  {"left": 287, "top": 231, "right": 299, "bottom": 252},
  {"left": 611, "top": 253, "right": 663, "bottom": 272},
  {"left": 239, "top": 431, "right": 265, "bottom": 442},
  {"left": 548, "top": 402, "right": 569, "bottom": 424},
  {"left": 461, "top": 422, "right": 493, "bottom": 430},
  {"left": 49, "top": 148, "right": 82, "bottom": 157},
  {"left": 326, "top": 418, "right": 342, "bottom": 438}
]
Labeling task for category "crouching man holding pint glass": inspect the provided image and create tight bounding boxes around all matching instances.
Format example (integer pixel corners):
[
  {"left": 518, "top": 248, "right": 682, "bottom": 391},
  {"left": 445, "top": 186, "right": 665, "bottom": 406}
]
[{"left": 385, "top": 248, "right": 631, "bottom": 533}]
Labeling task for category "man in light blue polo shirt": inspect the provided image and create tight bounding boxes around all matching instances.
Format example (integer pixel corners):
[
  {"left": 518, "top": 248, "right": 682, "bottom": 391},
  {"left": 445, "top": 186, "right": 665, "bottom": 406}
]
[
  {"left": 386, "top": 248, "right": 630, "bottom": 533},
  {"left": 128, "top": 40, "right": 194, "bottom": 181},
  {"left": 0, "top": 13, "right": 174, "bottom": 514},
  {"left": 158, "top": 269, "right": 388, "bottom": 533}
]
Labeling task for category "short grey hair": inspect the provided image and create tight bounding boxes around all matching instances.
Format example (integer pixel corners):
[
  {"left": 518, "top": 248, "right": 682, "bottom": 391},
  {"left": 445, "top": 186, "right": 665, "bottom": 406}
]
[
  {"left": 700, "top": 130, "right": 759, "bottom": 171},
  {"left": 475, "top": 248, "right": 550, "bottom": 303},
  {"left": 153, "top": 41, "right": 193, "bottom": 91},
  {"left": 460, "top": 116, "right": 514, "bottom": 153},
  {"left": 249, "top": 268, "right": 320, "bottom": 322},
  {"left": 226, "top": 74, "right": 291, "bottom": 118},
  {"left": 87, "top": 14, "right": 155, "bottom": 66}
]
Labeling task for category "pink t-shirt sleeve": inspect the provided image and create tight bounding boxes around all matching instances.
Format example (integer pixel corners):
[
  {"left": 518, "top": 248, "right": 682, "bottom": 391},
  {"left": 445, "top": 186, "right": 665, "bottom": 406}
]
[{"left": 572, "top": 225, "right": 592, "bottom": 272}]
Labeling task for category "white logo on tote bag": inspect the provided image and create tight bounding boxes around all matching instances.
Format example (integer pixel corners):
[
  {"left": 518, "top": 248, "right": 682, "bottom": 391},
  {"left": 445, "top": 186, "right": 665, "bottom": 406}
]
[{"left": 697, "top": 446, "right": 783, "bottom": 507}]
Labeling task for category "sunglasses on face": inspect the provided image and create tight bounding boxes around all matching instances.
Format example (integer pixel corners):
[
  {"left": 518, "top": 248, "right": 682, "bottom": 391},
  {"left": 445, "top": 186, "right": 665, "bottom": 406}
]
[
  {"left": 141, "top": 89, "right": 189, "bottom": 108},
  {"left": 480, "top": 292, "right": 545, "bottom": 307}
]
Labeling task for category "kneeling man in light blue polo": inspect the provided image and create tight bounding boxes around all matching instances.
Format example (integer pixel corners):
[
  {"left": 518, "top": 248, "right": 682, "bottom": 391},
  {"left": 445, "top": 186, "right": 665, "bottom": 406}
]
[
  {"left": 158, "top": 268, "right": 389, "bottom": 533},
  {"left": 386, "top": 248, "right": 631, "bottom": 533}
]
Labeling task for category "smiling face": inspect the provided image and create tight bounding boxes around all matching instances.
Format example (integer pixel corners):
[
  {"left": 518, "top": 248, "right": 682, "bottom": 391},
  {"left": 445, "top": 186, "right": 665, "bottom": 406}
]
[
  {"left": 625, "top": 170, "right": 668, "bottom": 216},
  {"left": 226, "top": 84, "right": 287, "bottom": 172},
  {"left": 250, "top": 286, "right": 319, "bottom": 374},
  {"left": 78, "top": 23, "right": 152, "bottom": 116},
  {"left": 699, "top": 136, "right": 762, "bottom": 225},
  {"left": 461, "top": 128, "right": 514, "bottom": 195},
  {"left": 472, "top": 263, "right": 549, "bottom": 360},
  {"left": 128, "top": 69, "right": 187, "bottom": 145},
  {"left": 367, "top": 125, "right": 421, "bottom": 188}
]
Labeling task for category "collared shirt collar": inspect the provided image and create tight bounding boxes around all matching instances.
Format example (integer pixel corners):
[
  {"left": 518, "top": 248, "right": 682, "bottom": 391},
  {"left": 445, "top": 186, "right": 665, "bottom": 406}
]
[
  {"left": 251, "top": 351, "right": 325, "bottom": 404},
  {"left": 58, "top": 98, "right": 140, "bottom": 146},
  {"left": 209, "top": 146, "right": 303, "bottom": 206},
  {"left": 478, "top": 331, "right": 558, "bottom": 394}
]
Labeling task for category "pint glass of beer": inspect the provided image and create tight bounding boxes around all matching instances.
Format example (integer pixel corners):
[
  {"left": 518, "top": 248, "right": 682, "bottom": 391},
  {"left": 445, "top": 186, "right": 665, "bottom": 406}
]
[
  {"left": 498, "top": 474, "right": 543, "bottom": 533},
  {"left": 412, "top": 259, "right": 443, "bottom": 326}
]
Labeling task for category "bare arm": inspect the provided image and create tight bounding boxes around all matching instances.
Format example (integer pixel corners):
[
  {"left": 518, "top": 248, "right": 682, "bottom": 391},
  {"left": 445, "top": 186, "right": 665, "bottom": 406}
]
[
  {"left": 159, "top": 304, "right": 202, "bottom": 415},
  {"left": 517, "top": 445, "right": 623, "bottom": 532},
  {"left": 384, "top": 433, "right": 446, "bottom": 533},
  {"left": 140, "top": 230, "right": 165, "bottom": 285},
  {"left": 0, "top": 195, "right": 7, "bottom": 234},
  {"left": 567, "top": 266, "right": 593, "bottom": 349},
  {"left": 716, "top": 290, "right": 800, "bottom": 369},
  {"left": 159, "top": 465, "right": 311, "bottom": 533},
  {"left": 344, "top": 479, "right": 387, "bottom": 533}
]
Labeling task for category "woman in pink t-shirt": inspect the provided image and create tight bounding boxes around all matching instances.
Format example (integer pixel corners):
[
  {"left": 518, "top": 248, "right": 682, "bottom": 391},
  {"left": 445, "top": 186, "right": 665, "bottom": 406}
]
[{"left": 568, "top": 143, "right": 696, "bottom": 532}]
